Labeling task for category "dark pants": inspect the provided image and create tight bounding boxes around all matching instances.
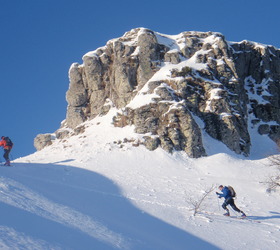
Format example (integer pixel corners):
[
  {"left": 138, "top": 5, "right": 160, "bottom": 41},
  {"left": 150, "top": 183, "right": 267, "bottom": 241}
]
[
  {"left": 222, "top": 198, "right": 242, "bottom": 213},
  {"left": 3, "top": 149, "right": 11, "bottom": 161}
]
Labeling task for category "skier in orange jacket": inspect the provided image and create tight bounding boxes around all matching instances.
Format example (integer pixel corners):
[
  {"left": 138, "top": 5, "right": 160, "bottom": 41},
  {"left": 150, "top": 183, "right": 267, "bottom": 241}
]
[{"left": 0, "top": 136, "right": 13, "bottom": 166}]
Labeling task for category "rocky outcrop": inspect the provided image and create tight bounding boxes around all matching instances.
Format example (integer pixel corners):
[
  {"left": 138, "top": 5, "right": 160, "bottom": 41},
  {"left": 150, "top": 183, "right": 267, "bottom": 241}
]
[
  {"left": 34, "top": 134, "right": 53, "bottom": 151},
  {"left": 35, "top": 28, "right": 280, "bottom": 157}
]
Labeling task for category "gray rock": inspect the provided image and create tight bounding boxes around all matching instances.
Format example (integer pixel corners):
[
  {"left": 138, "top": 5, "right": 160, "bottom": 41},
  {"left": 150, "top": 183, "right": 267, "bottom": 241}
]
[
  {"left": 34, "top": 134, "right": 53, "bottom": 151},
  {"left": 36, "top": 28, "right": 280, "bottom": 157},
  {"left": 143, "top": 136, "right": 160, "bottom": 151}
]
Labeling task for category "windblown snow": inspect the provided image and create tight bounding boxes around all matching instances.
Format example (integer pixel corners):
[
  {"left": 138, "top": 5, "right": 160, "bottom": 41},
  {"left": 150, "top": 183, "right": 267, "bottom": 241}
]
[{"left": 0, "top": 108, "right": 279, "bottom": 250}]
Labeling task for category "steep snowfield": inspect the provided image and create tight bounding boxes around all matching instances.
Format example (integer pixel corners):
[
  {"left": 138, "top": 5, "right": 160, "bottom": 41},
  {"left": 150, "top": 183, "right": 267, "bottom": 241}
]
[{"left": 1, "top": 111, "right": 280, "bottom": 249}]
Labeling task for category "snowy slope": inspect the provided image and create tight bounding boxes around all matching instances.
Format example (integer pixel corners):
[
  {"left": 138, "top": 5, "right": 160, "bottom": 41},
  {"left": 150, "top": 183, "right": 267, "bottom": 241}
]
[{"left": 1, "top": 111, "right": 280, "bottom": 249}]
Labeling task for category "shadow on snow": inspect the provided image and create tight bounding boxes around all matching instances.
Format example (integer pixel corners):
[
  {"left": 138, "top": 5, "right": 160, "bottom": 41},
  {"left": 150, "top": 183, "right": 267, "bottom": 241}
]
[
  {"left": 247, "top": 211, "right": 280, "bottom": 221},
  {"left": 0, "top": 162, "right": 219, "bottom": 250}
]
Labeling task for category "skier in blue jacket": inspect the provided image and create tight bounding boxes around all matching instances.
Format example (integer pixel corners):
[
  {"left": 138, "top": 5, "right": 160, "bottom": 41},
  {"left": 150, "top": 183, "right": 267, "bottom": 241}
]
[{"left": 216, "top": 185, "right": 246, "bottom": 217}]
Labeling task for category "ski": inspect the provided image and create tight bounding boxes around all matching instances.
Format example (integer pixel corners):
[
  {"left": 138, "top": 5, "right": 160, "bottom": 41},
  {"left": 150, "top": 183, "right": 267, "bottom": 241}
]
[
  {"left": 224, "top": 215, "right": 262, "bottom": 224},
  {"left": 0, "top": 164, "right": 13, "bottom": 167},
  {"left": 230, "top": 216, "right": 261, "bottom": 223},
  {"left": 200, "top": 211, "right": 261, "bottom": 224},
  {"left": 228, "top": 215, "right": 247, "bottom": 219}
]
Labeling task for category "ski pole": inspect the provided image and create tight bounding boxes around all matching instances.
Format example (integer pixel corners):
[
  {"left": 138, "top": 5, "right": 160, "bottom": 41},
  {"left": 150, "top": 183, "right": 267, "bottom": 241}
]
[
  {"left": 10, "top": 153, "right": 14, "bottom": 162},
  {"left": 217, "top": 196, "right": 221, "bottom": 211}
]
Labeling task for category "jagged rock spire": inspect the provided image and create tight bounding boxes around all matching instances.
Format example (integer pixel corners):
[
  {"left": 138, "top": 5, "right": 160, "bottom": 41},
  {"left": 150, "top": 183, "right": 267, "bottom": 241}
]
[{"left": 35, "top": 28, "right": 280, "bottom": 157}]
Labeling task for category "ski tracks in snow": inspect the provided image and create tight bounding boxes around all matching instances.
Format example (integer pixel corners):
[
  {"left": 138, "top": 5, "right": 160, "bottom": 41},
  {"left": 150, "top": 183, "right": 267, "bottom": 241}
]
[{"left": 0, "top": 177, "right": 129, "bottom": 249}]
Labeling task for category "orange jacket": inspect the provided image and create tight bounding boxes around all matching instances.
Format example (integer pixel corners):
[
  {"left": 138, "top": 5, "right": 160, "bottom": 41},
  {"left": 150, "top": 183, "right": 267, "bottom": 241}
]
[{"left": 0, "top": 139, "right": 12, "bottom": 150}]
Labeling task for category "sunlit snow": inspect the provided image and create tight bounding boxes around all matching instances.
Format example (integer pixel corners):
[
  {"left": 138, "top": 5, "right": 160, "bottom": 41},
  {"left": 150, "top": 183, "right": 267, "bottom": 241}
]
[{"left": 0, "top": 109, "right": 278, "bottom": 249}]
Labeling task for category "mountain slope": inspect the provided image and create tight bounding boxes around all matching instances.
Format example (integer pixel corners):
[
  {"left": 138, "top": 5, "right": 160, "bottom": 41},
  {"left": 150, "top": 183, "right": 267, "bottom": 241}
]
[
  {"left": 5, "top": 28, "right": 280, "bottom": 249},
  {"left": 2, "top": 111, "right": 279, "bottom": 249}
]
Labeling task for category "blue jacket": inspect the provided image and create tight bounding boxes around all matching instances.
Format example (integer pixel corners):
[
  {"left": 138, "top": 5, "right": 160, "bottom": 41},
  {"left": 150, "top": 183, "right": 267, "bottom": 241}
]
[{"left": 217, "top": 186, "right": 232, "bottom": 200}]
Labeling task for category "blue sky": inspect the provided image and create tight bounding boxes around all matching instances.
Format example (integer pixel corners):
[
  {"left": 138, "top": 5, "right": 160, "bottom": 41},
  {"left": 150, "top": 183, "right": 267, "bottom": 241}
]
[{"left": 1, "top": 0, "right": 279, "bottom": 160}]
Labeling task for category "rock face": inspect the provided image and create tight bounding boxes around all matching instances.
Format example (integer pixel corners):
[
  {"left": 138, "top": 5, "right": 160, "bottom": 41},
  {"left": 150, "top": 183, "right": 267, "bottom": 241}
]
[
  {"left": 34, "top": 134, "right": 53, "bottom": 151},
  {"left": 35, "top": 28, "right": 280, "bottom": 157}
]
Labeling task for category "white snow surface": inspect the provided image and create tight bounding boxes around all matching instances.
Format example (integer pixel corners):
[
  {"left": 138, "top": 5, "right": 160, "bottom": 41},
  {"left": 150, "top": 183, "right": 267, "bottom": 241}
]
[{"left": 2, "top": 110, "right": 280, "bottom": 249}]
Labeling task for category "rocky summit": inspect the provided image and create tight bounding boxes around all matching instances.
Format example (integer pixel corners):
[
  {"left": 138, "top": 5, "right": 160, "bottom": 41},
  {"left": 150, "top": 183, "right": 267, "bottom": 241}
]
[{"left": 35, "top": 28, "right": 280, "bottom": 157}]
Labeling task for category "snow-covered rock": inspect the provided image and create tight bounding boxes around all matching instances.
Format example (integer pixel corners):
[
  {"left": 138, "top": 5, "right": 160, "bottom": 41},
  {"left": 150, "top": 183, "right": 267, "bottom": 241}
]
[{"left": 35, "top": 28, "right": 280, "bottom": 157}]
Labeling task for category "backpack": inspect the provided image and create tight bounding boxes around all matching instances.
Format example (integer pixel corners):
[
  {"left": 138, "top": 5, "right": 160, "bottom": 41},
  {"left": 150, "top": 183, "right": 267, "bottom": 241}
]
[
  {"left": 4, "top": 137, "right": 13, "bottom": 148},
  {"left": 228, "top": 186, "right": 236, "bottom": 197}
]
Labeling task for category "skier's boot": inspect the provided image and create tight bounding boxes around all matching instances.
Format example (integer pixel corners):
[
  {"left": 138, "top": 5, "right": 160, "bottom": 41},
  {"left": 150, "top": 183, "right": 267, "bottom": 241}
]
[
  {"left": 4, "top": 160, "right": 10, "bottom": 166},
  {"left": 241, "top": 212, "right": 246, "bottom": 218},
  {"left": 223, "top": 212, "right": 230, "bottom": 216}
]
